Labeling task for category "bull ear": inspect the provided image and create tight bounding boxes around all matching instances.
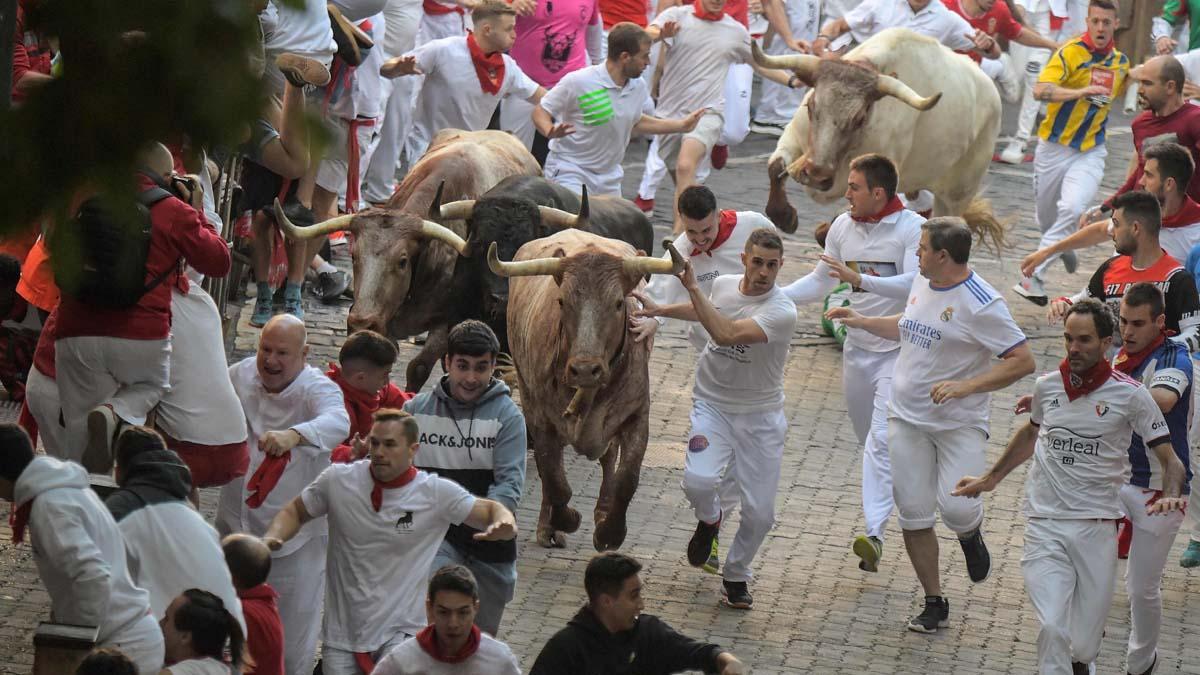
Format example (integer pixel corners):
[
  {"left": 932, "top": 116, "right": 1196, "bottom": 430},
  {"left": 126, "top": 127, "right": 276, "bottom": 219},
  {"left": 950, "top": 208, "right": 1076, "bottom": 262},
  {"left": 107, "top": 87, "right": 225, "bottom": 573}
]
[{"left": 428, "top": 181, "right": 445, "bottom": 221}]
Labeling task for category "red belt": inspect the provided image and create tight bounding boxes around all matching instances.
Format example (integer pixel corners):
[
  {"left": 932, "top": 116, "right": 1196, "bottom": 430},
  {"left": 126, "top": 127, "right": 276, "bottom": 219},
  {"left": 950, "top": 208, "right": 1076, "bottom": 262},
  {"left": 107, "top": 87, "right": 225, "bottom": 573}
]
[{"left": 423, "top": 0, "right": 464, "bottom": 16}]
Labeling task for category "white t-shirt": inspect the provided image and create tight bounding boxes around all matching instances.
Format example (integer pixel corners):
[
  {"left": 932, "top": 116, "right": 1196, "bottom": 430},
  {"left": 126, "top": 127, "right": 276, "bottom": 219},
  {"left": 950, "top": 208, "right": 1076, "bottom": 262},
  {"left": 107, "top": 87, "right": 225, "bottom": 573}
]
[
  {"left": 408, "top": 36, "right": 541, "bottom": 159},
  {"left": 1159, "top": 205, "right": 1200, "bottom": 263},
  {"left": 301, "top": 463, "right": 476, "bottom": 651},
  {"left": 652, "top": 5, "right": 751, "bottom": 117},
  {"left": 889, "top": 272, "right": 1027, "bottom": 433},
  {"left": 783, "top": 208, "right": 924, "bottom": 353},
  {"left": 373, "top": 632, "right": 522, "bottom": 675},
  {"left": 262, "top": 0, "right": 336, "bottom": 58},
  {"left": 541, "top": 64, "right": 654, "bottom": 183},
  {"left": 1026, "top": 370, "right": 1171, "bottom": 519},
  {"left": 643, "top": 212, "right": 777, "bottom": 350},
  {"left": 331, "top": 0, "right": 389, "bottom": 21},
  {"left": 843, "top": 0, "right": 976, "bottom": 51},
  {"left": 165, "top": 658, "right": 228, "bottom": 675},
  {"left": 693, "top": 275, "right": 798, "bottom": 413}
]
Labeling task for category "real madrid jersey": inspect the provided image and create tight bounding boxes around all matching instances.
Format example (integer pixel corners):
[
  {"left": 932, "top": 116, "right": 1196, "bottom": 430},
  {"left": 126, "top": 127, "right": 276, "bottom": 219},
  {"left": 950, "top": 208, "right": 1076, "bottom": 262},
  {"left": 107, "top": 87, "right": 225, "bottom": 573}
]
[
  {"left": 1026, "top": 371, "right": 1170, "bottom": 520},
  {"left": 889, "top": 272, "right": 1026, "bottom": 433}
]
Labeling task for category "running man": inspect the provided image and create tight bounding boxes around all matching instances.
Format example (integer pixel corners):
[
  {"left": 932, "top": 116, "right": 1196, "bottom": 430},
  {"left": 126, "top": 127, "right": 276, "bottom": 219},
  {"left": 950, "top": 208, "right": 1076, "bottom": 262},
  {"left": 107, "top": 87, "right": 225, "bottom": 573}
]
[
  {"left": 827, "top": 217, "right": 1034, "bottom": 633},
  {"left": 633, "top": 228, "right": 797, "bottom": 609},
  {"left": 954, "top": 298, "right": 1187, "bottom": 675}
]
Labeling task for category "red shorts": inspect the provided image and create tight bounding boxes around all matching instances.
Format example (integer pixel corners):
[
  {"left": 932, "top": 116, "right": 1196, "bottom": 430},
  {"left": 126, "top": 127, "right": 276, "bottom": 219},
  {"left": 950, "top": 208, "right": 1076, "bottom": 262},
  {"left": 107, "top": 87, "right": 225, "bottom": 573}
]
[{"left": 167, "top": 436, "right": 250, "bottom": 489}]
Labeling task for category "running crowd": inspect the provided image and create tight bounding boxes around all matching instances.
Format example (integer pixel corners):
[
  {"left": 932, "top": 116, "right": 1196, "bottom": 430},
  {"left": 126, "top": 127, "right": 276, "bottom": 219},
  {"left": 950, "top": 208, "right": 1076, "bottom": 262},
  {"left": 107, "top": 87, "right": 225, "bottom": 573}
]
[{"left": 5, "top": 0, "right": 1200, "bottom": 673}]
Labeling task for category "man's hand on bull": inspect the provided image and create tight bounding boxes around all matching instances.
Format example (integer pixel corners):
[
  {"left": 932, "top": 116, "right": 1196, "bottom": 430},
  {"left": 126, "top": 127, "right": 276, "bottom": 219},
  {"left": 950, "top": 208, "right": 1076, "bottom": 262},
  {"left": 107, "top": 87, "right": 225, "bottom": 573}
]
[
  {"left": 1157, "top": 36, "right": 1178, "bottom": 55},
  {"left": 969, "top": 30, "right": 999, "bottom": 59},
  {"left": 629, "top": 315, "right": 660, "bottom": 343},
  {"left": 676, "top": 260, "right": 700, "bottom": 292},
  {"left": 786, "top": 37, "right": 811, "bottom": 53},
  {"left": 545, "top": 122, "right": 575, "bottom": 139},
  {"left": 380, "top": 55, "right": 422, "bottom": 79},
  {"left": 259, "top": 429, "right": 302, "bottom": 456},
  {"left": 819, "top": 254, "right": 862, "bottom": 288},
  {"left": 630, "top": 291, "right": 661, "bottom": 318}
]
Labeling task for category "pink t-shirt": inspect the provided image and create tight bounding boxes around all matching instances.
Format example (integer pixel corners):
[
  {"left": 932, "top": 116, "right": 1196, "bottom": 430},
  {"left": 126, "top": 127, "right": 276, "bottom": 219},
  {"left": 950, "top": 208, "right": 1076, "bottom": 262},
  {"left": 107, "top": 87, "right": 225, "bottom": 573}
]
[{"left": 511, "top": 0, "right": 600, "bottom": 87}]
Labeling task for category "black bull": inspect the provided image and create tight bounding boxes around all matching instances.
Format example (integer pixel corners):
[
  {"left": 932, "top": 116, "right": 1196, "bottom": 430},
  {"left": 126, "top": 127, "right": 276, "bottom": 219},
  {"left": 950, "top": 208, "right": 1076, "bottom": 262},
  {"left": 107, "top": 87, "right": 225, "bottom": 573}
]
[{"left": 439, "top": 175, "right": 653, "bottom": 356}]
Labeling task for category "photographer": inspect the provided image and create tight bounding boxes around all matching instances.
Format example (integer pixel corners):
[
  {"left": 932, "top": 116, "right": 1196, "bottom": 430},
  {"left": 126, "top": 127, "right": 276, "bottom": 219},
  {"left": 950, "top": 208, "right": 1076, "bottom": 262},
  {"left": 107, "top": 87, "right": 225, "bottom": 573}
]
[{"left": 54, "top": 141, "right": 231, "bottom": 473}]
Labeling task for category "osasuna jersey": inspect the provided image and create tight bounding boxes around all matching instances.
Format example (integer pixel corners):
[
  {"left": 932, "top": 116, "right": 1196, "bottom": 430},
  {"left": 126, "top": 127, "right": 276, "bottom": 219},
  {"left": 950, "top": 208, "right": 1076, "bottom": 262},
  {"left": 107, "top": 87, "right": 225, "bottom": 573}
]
[
  {"left": 1117, "top": 339, "right": 1194, "bottom": 493},
  {"left": 1027, "top": 371, "right": 1170, "bottom": 520},
  {"left": 889, "top": 272, "right": 1026, "bottom": 433}
]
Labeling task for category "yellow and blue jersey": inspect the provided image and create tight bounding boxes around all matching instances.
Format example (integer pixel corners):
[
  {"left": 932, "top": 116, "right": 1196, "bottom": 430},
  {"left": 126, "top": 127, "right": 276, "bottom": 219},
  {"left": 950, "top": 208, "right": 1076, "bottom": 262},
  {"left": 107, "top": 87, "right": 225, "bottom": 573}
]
[{"left": 1037, "top": 37, "right": 1130, "bottom": 152}]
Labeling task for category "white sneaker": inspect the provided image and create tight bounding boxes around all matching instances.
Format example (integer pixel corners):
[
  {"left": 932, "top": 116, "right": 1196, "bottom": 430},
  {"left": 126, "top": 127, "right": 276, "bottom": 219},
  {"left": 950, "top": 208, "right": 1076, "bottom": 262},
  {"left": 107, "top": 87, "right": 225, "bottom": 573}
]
[
  {"left": 1013, "top": 275, "right": 1048, "bottom": 306},
  {"left": 995, "top": 54, "right": 1021, "bottom": 104},
  {"left": 998, "top": 139, "right": 1026, "bottom": 165}
]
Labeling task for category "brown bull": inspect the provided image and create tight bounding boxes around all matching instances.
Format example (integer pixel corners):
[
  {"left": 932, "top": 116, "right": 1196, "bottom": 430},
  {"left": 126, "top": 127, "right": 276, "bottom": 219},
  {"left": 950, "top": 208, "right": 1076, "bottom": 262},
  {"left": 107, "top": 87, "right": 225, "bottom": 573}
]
[
  {"left": 276, "top": 129, "right": 541, "bottom": 391},
  {"left": 491, "top": 230, "right": 683, "bottom": 551}
]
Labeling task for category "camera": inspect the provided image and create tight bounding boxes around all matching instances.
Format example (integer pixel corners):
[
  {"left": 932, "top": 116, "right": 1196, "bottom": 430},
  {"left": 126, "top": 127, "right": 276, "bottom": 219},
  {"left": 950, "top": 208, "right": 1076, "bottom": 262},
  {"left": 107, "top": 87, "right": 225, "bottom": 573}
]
[{"left": 170, "top": 175, "right": 198, "bottom": 201}]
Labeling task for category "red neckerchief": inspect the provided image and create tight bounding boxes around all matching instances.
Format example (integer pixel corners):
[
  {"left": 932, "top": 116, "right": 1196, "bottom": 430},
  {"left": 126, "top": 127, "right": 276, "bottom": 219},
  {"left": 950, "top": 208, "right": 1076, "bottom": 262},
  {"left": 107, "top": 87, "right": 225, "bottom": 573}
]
[
  {"left": 693, "top": 2, "right": 725, "bottom": 20},
  {"left": 466, "top": 32, "right": 505, "bottom": 95},
  {"left": 371, "top": 465, "right": 418, "bottom": 512},
  {"left": 1161, "top": 198, "right": 1200, "bottom": 229},
  {"left": 415, "top": 625, "right": 482, "bottom": 663},
  {"left": 691, "top": 210, "right": 738, "bottom": 256},
  {"left": 327, "top": 363, "right": 381, "bottom": 442},
  {"left": 245, "top": 453, "right": 291, "bottom": 508},
  {"left": 1059, "top": 357, "right": 1113, "bottom": 401},
  {"left": 236, "top": 583, "right": 278, "bottom": 602},
  {"left": 856, "top": 195, "right": 905, "bottom": 224},
  {"left": 9, "top": 500, "right": 31, "bottom": 545},
  {"left": 1080, "top": 31, "right": 1114, "bottom": 56},
  {"left": 423, "top": 0, "right": 464, "bottom": 15},
  {"left": 1113, "top": 333, "right": 1166, "bottom": 375}
]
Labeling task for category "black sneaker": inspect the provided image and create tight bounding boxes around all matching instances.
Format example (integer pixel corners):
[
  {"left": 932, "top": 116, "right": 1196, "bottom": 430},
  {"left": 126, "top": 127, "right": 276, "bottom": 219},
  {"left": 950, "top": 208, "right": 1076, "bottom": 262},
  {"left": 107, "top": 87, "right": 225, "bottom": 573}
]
[
  {"left": 958, "top": 528, "right": 991, "bottom": 583},
  {"left": 687, "top": 517, "right": 721, "bottom": 568},
  {"left": 721, "top": 580, "right": 752, "bottom": 609},
  {"left": 907, "top": 596, "right": 949, "bottom": 633},
  {"left": 316, "top": 270, "right": 349, "bottom": 303}
]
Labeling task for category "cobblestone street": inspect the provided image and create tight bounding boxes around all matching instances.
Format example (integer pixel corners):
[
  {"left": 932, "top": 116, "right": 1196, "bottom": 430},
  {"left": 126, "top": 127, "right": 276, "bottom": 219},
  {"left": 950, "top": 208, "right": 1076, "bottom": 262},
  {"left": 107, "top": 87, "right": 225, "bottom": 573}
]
[{"left": 3, "top": 103, "right": 1200, "bottom": 674}]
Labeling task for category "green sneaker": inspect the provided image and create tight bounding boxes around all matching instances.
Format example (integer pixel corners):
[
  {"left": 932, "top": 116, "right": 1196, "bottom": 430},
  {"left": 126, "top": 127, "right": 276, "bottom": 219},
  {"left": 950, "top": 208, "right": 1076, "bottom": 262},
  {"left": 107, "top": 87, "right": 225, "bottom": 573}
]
[
  {"left": 1181, "top": 540, "right": 1200, "bottom": 568},
  {"left": 250, "top": 294, "right": 274, "bottom": 327},
  {"left": 853, "top": 535, "right": 882, "bottom": 573},
  {"left": 702, "top": 536, "right": 720, "bottom": 575}
]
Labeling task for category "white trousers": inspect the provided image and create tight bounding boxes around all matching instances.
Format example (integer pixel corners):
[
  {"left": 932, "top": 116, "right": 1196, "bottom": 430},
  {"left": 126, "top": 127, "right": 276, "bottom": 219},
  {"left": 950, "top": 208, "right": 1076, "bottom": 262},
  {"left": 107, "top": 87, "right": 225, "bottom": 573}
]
[
  {"left": 636, "top": 63, "right": 754, "bottom": 200},
  {"left": 754, "top": 0, "right": 819, "bottom": 124},
  {"left": 843, "top": 344, "right": 896, "bottom": 539},
  {"left": 1118, "top": 483, "right": 1185, "bottom": 674},
  {"left": 1022, "top": 517, "right": 1117, "bottom": 674},
  {"left": 544, "top": 154, "right": 624, "bottom": 197},
  {"left": 888, "top": 417, "right": 986, "bottom": 534},
  {"left": 271, "top": 535, "right": 327, "bottom": 675},
  {"left": 157, "top": 288, "right": 247, "bottom": 445},
  {"left": 1033, "top": 140, "right": 1107, "bottom": 278},
  {"left": 25, "top": 367, "right": 66, "bottom": 459},
  {"left": 321, "top": 632, "right": 409, "bottom": 674},
  {"left": 683, "top": 398, "right": 788, "bottom": 583},
  {"left": 106, "top": 613, "right": 166, "bottom": 675},
  {"left": 55, "top": 335, "right": 171, "bottom": 457},
  {"left": 1012, "top": 6, "right": 1087, "bottom": 143}
]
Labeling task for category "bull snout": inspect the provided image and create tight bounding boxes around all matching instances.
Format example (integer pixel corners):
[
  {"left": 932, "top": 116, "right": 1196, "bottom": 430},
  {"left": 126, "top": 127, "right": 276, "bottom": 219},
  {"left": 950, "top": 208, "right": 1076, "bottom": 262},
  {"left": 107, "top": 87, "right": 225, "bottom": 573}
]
[
  {"left": 798, "top": 159, "right": 835, "bottom": 192},
  {"left": 566, "top": 357, "right": 607, "bottom": 388},
  {"left": 347, "top": 311, "right": 386, "bottom": 335}
]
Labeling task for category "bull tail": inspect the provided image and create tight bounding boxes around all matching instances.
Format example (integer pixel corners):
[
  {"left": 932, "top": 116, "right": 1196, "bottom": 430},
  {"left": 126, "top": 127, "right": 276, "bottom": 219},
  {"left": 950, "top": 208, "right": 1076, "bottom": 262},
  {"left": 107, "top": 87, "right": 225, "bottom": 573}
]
[
  {"left": 495, "top": 352, "right": 519, "bottom": 391},
  {"left": 961, "top": 197, "right": 1009, "bottom": 258}
]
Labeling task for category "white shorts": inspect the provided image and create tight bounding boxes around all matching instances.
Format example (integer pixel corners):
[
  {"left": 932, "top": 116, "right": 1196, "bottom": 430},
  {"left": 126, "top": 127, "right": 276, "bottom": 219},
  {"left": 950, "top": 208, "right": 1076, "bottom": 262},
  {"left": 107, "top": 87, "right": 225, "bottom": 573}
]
[
  {"left": 544, "top": 154, "right": 624, "bottom": 198},
  {"left": 657, "top": 111, "right": 723, "bottom": 167},
  {"left": 316, "top": 116, "right": 380, "bottom": 201},
  {"left": 888, "top": 416, "right": 987, "bottom": 534}
]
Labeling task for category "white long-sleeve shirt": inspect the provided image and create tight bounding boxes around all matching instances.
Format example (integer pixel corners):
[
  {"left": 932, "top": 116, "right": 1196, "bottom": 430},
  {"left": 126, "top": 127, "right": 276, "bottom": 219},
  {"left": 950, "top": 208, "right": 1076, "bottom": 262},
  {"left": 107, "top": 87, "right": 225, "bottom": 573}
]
[
  {"left": 784, "top": 208, "right": 924, "bottom": 352},
  {"left": 224, "top": 359, "right": 350, "bottom": 556}
]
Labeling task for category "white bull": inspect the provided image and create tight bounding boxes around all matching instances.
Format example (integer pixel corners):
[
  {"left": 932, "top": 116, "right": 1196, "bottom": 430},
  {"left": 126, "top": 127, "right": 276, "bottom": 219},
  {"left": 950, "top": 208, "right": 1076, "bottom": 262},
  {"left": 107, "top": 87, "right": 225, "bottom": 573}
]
[{"left": 757, "top": 28, "right": 1004, "bottom": 250}]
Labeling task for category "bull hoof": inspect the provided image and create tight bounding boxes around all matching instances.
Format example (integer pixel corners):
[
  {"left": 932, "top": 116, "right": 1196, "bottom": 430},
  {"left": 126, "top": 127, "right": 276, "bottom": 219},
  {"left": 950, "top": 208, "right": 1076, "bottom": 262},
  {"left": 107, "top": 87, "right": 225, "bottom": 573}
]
[
  {"left": 766, "top": 205, "right": 799, "bottom": 234},
  {"left": 593, "top": 515, "right": 627, "bottom": 552},
  {"left": 550, "top": 505, "right": 582, "bottom": 534},
  {"left": 768, "top": 155, "right": 787, "bottom": 183},
  {"left": 537, "top": 526, "right": 567, "bottom": 548}
]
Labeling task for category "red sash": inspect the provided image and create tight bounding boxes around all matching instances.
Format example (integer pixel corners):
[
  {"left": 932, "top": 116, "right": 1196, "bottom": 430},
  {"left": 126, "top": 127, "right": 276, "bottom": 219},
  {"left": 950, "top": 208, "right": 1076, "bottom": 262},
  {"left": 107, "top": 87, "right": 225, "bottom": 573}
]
[
  {"left": 466, "top": 32, "right": 505, "bottom": 95},
  {"left": 1059, "top": 358, "right": 1112, "bottom": 401}
]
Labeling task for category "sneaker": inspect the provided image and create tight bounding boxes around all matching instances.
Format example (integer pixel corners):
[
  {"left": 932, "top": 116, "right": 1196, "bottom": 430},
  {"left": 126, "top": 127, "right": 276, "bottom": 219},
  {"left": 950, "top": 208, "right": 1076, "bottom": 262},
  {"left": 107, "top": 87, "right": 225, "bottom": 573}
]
[
  {"left": 275, "top": 53, "right": 331, "bottom": 88},
  {"left": 284, "top": 286, "right": 305, "bottom": 321},
  {"left": 720, "top": 580, "right": 753, "bottom": 609},
  {"left": 1181, "top": 540, "right": 1200, "bottom": 568},
  {"left": 1013, "top": 275, "right": 1048, "bottom": 306},
  {"left": 687, "top": 517, "right": 721, "bottom": 568},
  {"left": 1129, "top": 652, "right": 1157, "bottom": 675},
  {"left": 1062, "top": 250, "right": 1078, "bottom": 274},
  {"left": 711, "top": 144, "right": 729, "bottom": 170},
  {"left": 1073, "top": 662, "right": 1094, "bottom": 675},
  {"left": 250, "top": 294, "right": 274, "bottom": 328},
  {"left": 853, "top": 534, "right": 883, "bottom": 573},
  {"left": 702, "top": 536, "right": 720, "bottom": 575},
  {"left": 633, "top": 196, "right": 655, "bottom": 213},
  {"left": 995, "top": 53, "right": 1021, "bottom": 104},
  {"left": 997, "top": 139, "right": 1026, "bottom": 165},
  {"left": 328, "top": 3, "right": 373, "bottom": 66},
  {"left": 316, "top": 270, "right": 349, "bottom": 304},
  {"left": 83, "top": 405, "right": 121, "bottom": 474},
  {"left": 907, "top": 596, "right": 950, "bottom": 633},
  {"left": 958, "top": 528, "right": 991, "bottom": 583},
  {"left": 749, "top": 120, "right": 786, "bottom": 137}
]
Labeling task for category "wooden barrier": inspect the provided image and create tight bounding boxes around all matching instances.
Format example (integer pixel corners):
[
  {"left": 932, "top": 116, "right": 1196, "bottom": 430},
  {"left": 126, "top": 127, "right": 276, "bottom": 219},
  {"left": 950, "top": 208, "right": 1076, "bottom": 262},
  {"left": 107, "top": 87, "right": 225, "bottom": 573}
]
[{"left": 32, "top": 622, "right": 97, "bottom": 675}]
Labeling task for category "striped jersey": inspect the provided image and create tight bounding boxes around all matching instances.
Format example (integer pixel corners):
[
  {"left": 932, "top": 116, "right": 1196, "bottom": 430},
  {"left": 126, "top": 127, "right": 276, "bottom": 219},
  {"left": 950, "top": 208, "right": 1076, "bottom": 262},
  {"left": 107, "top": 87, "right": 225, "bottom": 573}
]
[
  {"left": 1037, "top": 37, "right": 1130, "bottom": 152},
  {"left": 1116, "top": 338, "right": 1194, "bottom": 493}
]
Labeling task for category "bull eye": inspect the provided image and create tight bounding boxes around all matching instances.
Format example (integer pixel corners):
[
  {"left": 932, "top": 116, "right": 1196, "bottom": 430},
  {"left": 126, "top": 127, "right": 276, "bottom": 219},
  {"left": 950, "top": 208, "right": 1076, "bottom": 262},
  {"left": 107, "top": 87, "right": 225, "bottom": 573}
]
[
  {"left": 615, "top": 299, "right": 623, "bottom": 310},
  {"left": 556, "top": 298, "right": 563, "bottom": 306},
  {"left": 397, "top": 258, "right": 407, "bottom": 270}
]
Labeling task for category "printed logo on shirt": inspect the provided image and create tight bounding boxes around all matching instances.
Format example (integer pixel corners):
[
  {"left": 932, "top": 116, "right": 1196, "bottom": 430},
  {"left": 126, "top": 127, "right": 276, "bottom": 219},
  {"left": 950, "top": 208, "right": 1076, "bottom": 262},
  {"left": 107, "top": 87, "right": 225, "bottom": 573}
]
[
  {"left": 1045, "top": 426, "right": 1102, "bottom": 457},
  {"left": 1047, "top": 397, "right": 1061, "bottom": 410},
  {"left": 396, "top": 511, "right": 414, "bottom": 531},
  {"left": 688, "top": 435, "right": 709, "bottom": 453},
  {"left": 418, "top": 431, "right": 496, "bottom": 451},
  {"left": 577, "top": 88, "right": 615, "bottom": 126},
  {"left": 851, "top": 260, "right": 898, "bottom": 281},
  {"left": 940, "top": 306, "right": 954, "bottom": 322},
  {"left": 697, "top": 270, "right": 720, "bottom": 283},
  {"left": 1095, "top": 402, "right": 1109, "bottom": 417},
  {"left": 898, "top": 317, "right": 942, "bottom": 350},
  {"left": 541, "top": 28, "right": 578, "bottom": 74}
]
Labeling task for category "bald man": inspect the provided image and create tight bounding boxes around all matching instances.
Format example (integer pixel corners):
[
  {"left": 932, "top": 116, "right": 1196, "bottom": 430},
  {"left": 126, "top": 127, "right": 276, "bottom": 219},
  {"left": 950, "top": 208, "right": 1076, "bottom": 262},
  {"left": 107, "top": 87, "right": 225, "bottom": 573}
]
[
  {"left": 223, "top": 534, "right": 285, "bottom": 675},
  {"left": 216, "top": 315, "right": 349, "bottom": 675}
]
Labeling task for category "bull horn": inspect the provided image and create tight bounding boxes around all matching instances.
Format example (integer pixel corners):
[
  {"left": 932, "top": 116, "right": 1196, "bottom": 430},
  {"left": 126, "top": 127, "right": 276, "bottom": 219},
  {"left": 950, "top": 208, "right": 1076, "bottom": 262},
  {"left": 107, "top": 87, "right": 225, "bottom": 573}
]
[
  {"left": 876, "top": 73, "right": 942, "bottom": 111},
  {"left": 419, "top": 220, "right": 468, "bottom": 254},
  {"left": 487, "top": 241, "right": 564, "bottom": 277},
  {"left": 750, "top": 40, "right": 818, "bottom": 82},
  {"left": 537, "top": 205, "right": 581, "bottom": 229},
  {"left": 427, "top": 181, "right": 445, "bottom": 220},
  {"left": 439, "top": 200, "right": 476, "bottom": 222},
  {"left": 623, "top": 243, "right": 685, "bottom": 276},
  {"left": 273, "top": 198, "right": 354, "bottom": 240}
]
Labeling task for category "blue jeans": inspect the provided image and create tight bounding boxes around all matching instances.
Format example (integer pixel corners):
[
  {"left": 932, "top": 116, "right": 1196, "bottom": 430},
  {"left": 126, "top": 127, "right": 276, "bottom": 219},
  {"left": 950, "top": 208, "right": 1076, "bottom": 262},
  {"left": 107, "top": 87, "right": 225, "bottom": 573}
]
[{"left": 431, "top": 539, "right": 517, "bottom": 636}]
